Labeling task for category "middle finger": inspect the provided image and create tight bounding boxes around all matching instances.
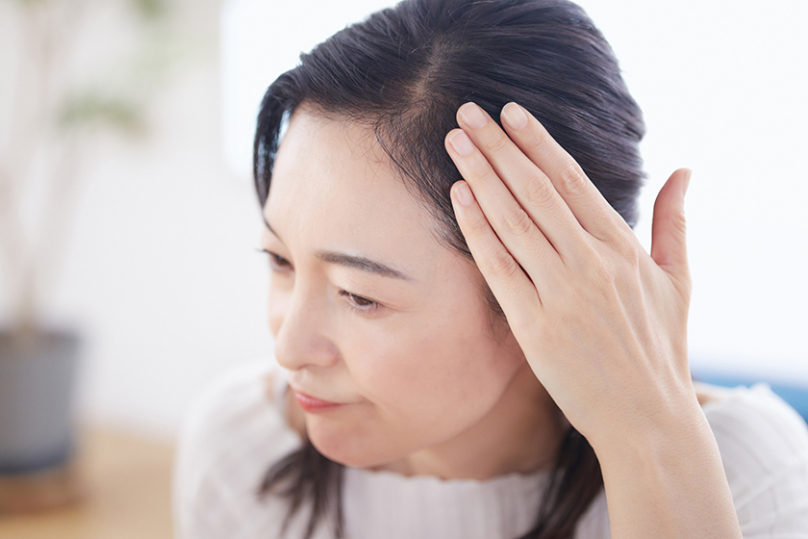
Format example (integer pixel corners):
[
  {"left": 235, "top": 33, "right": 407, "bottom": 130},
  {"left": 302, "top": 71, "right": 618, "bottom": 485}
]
[
  {"left": 445, "top": 128, "right": 562, "bottom": 288},
  {"left": 456, "top": 102, "right": 588, "bottom": 263}
]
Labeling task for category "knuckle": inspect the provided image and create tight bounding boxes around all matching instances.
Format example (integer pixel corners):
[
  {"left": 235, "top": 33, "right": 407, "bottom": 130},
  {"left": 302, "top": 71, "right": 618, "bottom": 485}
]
[
  {"left": 487, "top": 247, "right": 520, "bottom": 279},
  {"left": 528, "top": 124, "right": 550, "bottom": 150},
  {"left": 485, "top": 132, "right": 511, "bottom": 155},
  {"left": 614, "top": 237, "right": 640, "bottom": 267},
  {"left": 670, "top": 211, "right": 688, "bottom": 237},
  {"left": 502, "top": 206, "right": 535, "bottom": 237},
  {"left": 465, "top": 153, "right": 491, "bottom": 179},
  {"left": 558, "top": 161, "right": 587, "bottom": 193},
  {"left": 522, "top": 174, "right": 557, "bottom": 209}
]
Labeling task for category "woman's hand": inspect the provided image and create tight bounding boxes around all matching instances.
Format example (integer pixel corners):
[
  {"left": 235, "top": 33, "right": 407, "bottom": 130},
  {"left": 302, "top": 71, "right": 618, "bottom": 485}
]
[
  {"left": 445, "top": 101, "right": 692, "bottom": 445},
  {"left": 445, "top": 102, "right": 742, "bottom": 538}
]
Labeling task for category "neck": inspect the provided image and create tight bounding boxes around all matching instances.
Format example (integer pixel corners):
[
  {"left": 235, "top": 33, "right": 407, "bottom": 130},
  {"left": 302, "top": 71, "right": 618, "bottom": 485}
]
[{"left": 374, "top": 362, "right": 565, "bottom": 481}]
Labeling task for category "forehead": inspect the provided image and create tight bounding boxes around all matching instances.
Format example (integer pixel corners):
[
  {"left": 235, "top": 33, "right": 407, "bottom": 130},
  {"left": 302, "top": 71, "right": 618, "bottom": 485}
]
[{"left": 264, "top": 106, "right": 446, "bottom": 277}]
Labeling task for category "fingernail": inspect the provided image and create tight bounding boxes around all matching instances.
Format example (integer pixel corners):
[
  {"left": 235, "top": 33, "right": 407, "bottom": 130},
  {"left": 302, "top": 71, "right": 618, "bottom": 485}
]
[
  {"left": 454, "top": 182, "right": 474, "bottom": 207},
  {"left": 501, "top": 102, "right": 528, "bottom": 130},
  {"left": 449, "top": 130, "right": 474, "bottom": 156},
  {"left": 459, "top": 102, "right": 487, "bottom": 129},
  {"left": 682, "top": 169, "right": 692, "bottom": 199}
]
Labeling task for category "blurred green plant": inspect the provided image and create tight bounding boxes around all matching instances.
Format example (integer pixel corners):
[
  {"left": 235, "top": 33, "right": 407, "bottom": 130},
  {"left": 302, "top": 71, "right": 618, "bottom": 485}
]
[
  {"left": 133, "top": 0, "right": 168, "bottom": 20},
  {"left": 58, "top": 94, "right": 145, "bottom": 133},
  {"left": 0, "top": 0, "right": 183, "bottom": 339}
]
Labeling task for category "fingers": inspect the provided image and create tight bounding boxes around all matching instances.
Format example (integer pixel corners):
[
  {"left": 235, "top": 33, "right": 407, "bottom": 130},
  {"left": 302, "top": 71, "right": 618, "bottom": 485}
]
[
  {"left": 454, "top": 102, "right": 587, "bottom": 257},
  {"left": 449, "top": 180, "right": 542, "bottom": 326},
  {"left": 650, "top": 168, "right": 691, "bottom": 279},
  {"left": 497, "top": 102, "right": 634, "bottom": 242},
  {"left": 445, "top": 127, "right": 563, "bottom": 287}
]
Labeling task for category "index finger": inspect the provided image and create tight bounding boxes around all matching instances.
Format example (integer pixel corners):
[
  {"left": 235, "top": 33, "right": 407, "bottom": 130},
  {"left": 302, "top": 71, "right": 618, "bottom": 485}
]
[{"left": 500, "top": 102, "right": 634, "bottom": 242}]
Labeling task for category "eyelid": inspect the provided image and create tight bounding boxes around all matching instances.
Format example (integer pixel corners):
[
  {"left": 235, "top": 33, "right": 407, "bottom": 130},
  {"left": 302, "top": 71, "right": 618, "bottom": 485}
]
[
  {"left": 258, "top": 248, "right": 384, "bottom": 315},
  {"left": 340, "top": 290, "right": 382, "bottom": 314},
  {"left": 259, "top": 248, "right": 293, "bottom": 272}
]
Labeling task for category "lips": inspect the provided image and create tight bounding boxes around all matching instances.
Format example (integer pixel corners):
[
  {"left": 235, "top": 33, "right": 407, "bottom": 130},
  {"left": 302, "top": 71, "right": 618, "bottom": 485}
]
[{"left": 292, "top": 389, "right": 345, "bottom": 413}]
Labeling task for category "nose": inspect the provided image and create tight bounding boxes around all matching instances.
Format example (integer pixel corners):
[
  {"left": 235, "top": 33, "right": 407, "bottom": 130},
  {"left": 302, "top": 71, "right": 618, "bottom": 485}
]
[{"left": 269, "top": 284, "right": 340, "bottom": 372}]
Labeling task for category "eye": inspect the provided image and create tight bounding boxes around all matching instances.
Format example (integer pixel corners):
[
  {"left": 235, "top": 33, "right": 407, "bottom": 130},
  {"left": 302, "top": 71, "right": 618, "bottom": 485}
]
[
  {"left": 339, "top": 290, "right": 381, "bottom": 313},
  {"left": 259, "top": 249, "right": 292, "bottom": 272}
]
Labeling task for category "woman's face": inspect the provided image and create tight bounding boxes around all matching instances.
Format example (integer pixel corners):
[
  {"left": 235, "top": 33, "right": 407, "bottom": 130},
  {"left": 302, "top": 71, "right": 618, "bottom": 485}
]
[{"left": 262, "top": 105, "right": 531, "bottom": 471}]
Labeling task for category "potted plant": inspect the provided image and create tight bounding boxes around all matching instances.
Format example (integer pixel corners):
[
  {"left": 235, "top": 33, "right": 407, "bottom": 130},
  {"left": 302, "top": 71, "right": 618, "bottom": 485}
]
[{"left": 0, "top": 0, "right": 174, "bottom": 511}]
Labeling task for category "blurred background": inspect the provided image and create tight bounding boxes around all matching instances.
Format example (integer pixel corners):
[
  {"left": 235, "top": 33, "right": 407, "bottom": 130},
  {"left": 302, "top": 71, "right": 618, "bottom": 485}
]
[{"left": 0, "top": 0, "right": 806, "bottom": 536}]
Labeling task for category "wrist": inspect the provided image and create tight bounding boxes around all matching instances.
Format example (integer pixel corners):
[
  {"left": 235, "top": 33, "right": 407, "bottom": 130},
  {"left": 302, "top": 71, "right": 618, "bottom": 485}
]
[
  {"left": 592, "top": 399, "right": 710, "bottom": 477},
  {"left": 589, "top": 399, "right": 742, "bottom": 538},
  {"left": 582, "top": 377, "right": 703, "bottom": 457}
]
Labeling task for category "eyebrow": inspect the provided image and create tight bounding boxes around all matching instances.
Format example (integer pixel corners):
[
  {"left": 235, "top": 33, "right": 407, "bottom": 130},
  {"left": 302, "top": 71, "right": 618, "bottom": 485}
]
[{"left": 263, "top": 217, "right": 414, "bottom": 282}]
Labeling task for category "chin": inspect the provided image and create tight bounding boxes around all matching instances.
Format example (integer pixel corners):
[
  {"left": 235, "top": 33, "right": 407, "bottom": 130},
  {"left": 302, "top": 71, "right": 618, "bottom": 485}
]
[{"left": 306, "top": 419, "right": 403, "bottom": 469}]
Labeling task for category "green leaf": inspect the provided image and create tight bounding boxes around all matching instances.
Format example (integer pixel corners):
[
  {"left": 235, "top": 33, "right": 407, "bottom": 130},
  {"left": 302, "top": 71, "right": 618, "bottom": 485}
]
[
  {"left": 131, "top": 0, "right": 168, "bottom": 21},
  {"left": 57, "top": 93, "right": 145, "bottom": 134}
]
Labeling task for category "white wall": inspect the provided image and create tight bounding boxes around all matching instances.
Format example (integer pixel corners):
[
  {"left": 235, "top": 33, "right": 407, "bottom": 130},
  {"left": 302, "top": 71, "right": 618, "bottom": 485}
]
[{"left": 1, "top": 0, "right": 805, "bottom": 441}]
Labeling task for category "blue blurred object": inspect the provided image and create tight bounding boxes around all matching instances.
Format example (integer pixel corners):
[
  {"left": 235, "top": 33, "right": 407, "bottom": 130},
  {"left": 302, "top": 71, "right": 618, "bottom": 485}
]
[{"left": 693, "top": 370, "right": 808, "bottom": 423}]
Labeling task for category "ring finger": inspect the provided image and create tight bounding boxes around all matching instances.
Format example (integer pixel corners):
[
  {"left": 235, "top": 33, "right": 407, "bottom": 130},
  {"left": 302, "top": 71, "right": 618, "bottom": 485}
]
[{"left": 445, "top": 128, "right": 562, "bottom": 289}]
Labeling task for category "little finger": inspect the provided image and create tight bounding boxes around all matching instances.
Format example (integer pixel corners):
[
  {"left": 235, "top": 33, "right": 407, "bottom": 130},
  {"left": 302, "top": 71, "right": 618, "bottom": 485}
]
[
  {"left": 445, "top": 128, "right": 562, "bottom": 288},
  {"left": 450, "top": 180, "right": 543, "bottom": 325}
]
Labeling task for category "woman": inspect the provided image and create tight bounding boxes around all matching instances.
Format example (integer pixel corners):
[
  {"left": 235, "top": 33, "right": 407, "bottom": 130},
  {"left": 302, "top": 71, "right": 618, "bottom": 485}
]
[{"left": 174, "top": 0, "right": 808, "bottom": 537}]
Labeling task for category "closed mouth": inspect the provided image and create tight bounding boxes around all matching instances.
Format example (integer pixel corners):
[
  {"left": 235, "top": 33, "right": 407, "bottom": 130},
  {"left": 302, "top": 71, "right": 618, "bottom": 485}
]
[{"left": 292, "top": 389, "right": 345, "bottom": 412}]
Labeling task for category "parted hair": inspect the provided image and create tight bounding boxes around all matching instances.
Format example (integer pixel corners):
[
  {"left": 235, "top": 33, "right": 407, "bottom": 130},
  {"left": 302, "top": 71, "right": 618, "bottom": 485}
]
[{"left": 253, "top": 0, "right": 646, "bottom": 537}]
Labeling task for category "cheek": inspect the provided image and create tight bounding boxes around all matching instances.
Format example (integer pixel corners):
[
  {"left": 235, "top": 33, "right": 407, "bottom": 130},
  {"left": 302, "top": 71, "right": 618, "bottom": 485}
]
[
  {"left": 351, "top": 313, "right": 521, "bottom": 422},
  {"left": 306, "top": 290, "right": 524, "bottom": 467},
  {"left": 310, "top": 329, "right": 520, "bottom": 468}
]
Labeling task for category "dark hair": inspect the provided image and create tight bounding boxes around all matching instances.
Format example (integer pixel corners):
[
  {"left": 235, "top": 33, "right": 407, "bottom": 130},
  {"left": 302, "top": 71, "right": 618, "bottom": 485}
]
[{"left": 254, "top": 0, "right": 645, "bottom": 537}]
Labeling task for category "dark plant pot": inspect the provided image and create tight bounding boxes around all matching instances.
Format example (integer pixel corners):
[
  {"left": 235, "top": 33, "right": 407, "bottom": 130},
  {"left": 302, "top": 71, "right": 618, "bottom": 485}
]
[{"left": 0, "top": 329, "right": 80, "bottom": 476}]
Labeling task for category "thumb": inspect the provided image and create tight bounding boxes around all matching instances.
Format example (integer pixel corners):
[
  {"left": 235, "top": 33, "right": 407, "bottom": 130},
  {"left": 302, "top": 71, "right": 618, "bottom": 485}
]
[{"left": 650, "top": 168, "right": 691, "bottom": 276}]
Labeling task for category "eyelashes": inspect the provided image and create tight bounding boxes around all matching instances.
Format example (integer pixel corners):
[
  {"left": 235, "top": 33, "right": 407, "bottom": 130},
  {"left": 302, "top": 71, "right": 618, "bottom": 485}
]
[
  {"left": 263, "top": 249, "right": 292, "bottom": 272},
  {"left": 339, "top": 290, "right": 381, "bottom": 313},
  {"left": 258, "top": 249, "right": 381, "bottom": 313}
]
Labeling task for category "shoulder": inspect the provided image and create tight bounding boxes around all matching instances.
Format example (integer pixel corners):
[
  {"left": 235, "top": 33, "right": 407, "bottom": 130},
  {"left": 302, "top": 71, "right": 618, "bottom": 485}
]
[
  {"left": 700, "top": 383, "right": 808, "bottom": 537},
  {"left": 173, "top": 360, "right": 304, "bottom": 539}
]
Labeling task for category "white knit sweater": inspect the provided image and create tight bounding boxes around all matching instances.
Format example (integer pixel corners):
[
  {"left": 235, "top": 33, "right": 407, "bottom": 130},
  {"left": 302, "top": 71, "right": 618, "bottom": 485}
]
[{"left": 173, "top": 361, "right": 808, "bottom": 538}]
